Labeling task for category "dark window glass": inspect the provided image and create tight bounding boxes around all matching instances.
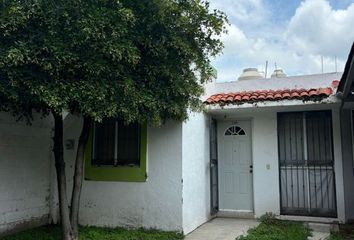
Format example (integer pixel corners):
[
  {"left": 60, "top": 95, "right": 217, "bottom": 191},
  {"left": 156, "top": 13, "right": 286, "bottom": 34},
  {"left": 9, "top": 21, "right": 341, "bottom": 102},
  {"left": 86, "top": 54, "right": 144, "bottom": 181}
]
[
  {"left": 278, "top": 112, "right": 304, "bottom": 164},
  {"left": 225, "top": 125, "right": 246, "bottom": 136},
  {"left": 239, "top": 130, "right": 245, "bottom": 135},
  {"left": 277, "top": 111, "right": 333, "bottom": 164},
  {"left": 117, "top": 120, "right": 140, "bottom": 166},
  {"left": 92, "top": 119, "right": 141, "bottom": 167},
  {"left": 306, "top": 111, "right": 333, "bottom": 164},
  {"left": 93, "top": 118, "right": 115, "bottom": 166}
]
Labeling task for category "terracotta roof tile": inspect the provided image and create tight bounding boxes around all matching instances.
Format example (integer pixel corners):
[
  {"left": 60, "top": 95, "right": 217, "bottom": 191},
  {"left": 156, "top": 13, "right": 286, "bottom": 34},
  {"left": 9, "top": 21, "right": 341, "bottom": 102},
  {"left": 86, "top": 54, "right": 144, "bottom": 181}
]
[
  {"left": 234, "top": 94, "right": 242, "bottom": 101},
  {"left": 205, "top": 86, "right": 334, "bottom": 105},
  {"left": 332, "top": 80, "right": 340, "bottom": 88}
]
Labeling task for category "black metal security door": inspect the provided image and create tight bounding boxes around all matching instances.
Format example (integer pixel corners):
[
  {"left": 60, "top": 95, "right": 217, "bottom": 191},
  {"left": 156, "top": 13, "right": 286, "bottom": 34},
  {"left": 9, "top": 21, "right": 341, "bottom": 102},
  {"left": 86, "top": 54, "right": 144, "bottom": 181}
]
[
  {"left": 210, "top": 118, "right": 219, "bottom": 215},
  {"left": 278, "top": 111, "right": 337, "bottom": 217}
]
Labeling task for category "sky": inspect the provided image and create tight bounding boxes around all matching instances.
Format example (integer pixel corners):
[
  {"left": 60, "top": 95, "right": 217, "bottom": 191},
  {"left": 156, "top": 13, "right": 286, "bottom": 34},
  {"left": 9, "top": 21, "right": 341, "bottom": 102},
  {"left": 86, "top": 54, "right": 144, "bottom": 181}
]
[{"left": 209, "top": 0, "right": 354, "bottom": 82}]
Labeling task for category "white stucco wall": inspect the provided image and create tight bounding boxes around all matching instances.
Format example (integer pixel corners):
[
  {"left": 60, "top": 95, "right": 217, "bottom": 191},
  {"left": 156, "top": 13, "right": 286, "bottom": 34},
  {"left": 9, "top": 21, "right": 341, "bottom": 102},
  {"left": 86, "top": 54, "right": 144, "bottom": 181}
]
[
  {"left": 0, "top": 113, "right": 53, "bottom": 235},
  {"left": 182, "top": 112, "right": 211, "bottom": 234},
  {"left": 63, "top": 115, "right": 183, "bottom": 232},
  {"left": 332, "top": 108, "right": 346, "bottom": 222},
  {"left": 251, "top": 111, "right": 280, "bottom": 217}
]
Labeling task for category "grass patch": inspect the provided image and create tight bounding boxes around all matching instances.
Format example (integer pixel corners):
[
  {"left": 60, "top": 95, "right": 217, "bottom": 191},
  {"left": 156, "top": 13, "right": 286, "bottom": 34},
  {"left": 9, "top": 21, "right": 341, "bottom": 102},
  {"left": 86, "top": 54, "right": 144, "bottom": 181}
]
[
  {"left": 329, "top": 232, "right": 354, "bottom": 240},
  {"left": 328, "top": 224, "right": 354, "bottom": 240},
  {"left": 0, "top": 225, "right": 184, "bottom": 240},
  {"left": 237, "top": 216, "right": 311, "bottom": 240}
]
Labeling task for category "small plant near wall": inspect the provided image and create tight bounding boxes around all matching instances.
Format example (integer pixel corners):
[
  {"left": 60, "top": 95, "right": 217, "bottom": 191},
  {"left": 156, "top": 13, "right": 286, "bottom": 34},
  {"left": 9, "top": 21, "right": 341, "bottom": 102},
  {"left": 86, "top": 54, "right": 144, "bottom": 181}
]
[
  {"left": 329, "top": 224, "right": 354, "bottom": 240},
  {"left": 258, "top": 212, "right": 277, "bottom": 223},
  {"left": 236, "top": 213, "right": 311, "bottom": 240}
]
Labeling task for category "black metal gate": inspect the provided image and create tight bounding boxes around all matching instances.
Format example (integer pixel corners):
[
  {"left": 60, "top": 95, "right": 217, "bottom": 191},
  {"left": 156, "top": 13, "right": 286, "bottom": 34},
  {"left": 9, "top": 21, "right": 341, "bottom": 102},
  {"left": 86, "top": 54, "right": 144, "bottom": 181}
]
[
  {"left": 210, "top": 118, "right": 219, "bottom": 215},
  {"left": 278, "top": 111, "right": 337, "bottom": 217}
]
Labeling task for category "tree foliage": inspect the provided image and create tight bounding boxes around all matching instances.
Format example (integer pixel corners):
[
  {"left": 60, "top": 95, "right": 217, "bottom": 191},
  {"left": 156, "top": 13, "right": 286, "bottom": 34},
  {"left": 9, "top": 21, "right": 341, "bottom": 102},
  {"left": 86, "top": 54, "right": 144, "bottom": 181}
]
[
  {"left": 0, "top": 0, "right": 227, "bottom": 124},
  {"left": 121, "top": 0, "right": 226, "bottom": 123},
  {"left": 0, "top": 0, "right": 138, "bottom": 121}
]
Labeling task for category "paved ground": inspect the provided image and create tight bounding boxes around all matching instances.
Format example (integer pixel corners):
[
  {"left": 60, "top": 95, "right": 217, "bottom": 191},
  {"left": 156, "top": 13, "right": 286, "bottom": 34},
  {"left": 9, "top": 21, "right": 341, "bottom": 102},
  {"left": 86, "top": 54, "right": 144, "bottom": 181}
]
[
  {"left": 309, "top": 232, "right": 330, "bottom": 240},
  {"left": 308, "top": 222, "right": 332, "bottom": 240},
  {"left": 185, "top": 218, "right": 259, "bottom": 240},
  {"left": 185, "top": 217, "right": 331, "bottom": 240}
]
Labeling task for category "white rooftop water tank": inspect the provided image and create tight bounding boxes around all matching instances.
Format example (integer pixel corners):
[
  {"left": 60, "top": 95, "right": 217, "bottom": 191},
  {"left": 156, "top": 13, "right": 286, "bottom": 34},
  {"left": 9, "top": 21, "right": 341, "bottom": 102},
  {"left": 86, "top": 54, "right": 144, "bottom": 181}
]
[
  {"left": 238, "top": 68, "right": 264, "bottom": 81},
  {"left": 271, "top": 68, "right": 287, "bottom": 78}
]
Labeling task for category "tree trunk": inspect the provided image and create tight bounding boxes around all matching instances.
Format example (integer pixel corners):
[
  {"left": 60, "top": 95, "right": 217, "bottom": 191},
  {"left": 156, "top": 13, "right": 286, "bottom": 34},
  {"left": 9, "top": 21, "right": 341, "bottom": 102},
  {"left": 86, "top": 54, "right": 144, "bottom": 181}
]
[
  {"left": 53, "top": 112, "right": 75, "bottom": 240},
  {"left": 70, "top": 116, "right": 92, "bottom": 238}
]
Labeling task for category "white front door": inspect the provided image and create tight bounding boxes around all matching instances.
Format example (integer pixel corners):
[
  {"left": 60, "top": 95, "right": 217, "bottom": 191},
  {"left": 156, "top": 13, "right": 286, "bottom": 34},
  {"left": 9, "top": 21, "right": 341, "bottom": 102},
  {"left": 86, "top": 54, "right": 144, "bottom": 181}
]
[{"left": 218, "top": 120, "right": 253, "bottom": 212}]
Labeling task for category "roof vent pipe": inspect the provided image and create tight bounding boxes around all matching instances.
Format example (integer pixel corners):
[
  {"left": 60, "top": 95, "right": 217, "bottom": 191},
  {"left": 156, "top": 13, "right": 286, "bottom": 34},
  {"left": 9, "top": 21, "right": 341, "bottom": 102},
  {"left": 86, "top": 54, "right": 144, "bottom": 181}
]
[{"left": 238, "top": 68, "right": 264, "bottom": 81}]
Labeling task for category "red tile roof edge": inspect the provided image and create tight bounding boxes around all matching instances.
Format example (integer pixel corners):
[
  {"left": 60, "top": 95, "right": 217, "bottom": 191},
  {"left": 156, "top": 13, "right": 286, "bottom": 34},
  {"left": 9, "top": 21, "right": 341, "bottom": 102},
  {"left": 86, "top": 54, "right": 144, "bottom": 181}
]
[
  {"left": 332, "top": 80, "right": 340, "bottom": 88},
  {"left": 205, "top": 87, "right": 334, "bottom": 105}
]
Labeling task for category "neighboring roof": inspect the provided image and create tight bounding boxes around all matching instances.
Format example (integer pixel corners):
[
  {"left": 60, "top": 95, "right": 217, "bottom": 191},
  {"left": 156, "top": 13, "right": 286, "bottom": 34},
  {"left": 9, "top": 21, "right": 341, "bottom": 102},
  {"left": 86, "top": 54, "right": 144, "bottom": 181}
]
[
  {"left": 337, "top": 42, "right": 354, "bottom": 97},
  {"left": 203, "top": 72, "right": 342, "bottom": 106}
]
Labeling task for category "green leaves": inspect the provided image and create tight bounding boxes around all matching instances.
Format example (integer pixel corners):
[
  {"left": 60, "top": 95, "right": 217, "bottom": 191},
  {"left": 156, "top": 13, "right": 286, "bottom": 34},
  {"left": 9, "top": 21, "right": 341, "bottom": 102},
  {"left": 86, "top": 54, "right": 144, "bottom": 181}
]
[{"left": 0, "top": 0, "right": 227, "bottom": 125}]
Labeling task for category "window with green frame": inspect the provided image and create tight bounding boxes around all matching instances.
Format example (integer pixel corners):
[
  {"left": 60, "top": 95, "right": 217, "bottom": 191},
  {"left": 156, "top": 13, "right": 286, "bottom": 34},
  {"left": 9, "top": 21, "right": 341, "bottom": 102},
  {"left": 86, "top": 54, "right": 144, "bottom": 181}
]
[{"left": 84, "top": 118, "right": 147, "bottom": 182}]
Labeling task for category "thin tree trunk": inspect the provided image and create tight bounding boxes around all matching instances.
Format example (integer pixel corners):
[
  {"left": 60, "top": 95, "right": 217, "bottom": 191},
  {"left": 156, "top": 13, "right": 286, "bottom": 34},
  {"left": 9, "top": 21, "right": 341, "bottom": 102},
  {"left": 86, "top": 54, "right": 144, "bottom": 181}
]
[
  {"left": 53, "top": 112, "right": 75, "bottom": 240},
  {"left": 70, "top": 116, "right": 92, "bottom": 238}
]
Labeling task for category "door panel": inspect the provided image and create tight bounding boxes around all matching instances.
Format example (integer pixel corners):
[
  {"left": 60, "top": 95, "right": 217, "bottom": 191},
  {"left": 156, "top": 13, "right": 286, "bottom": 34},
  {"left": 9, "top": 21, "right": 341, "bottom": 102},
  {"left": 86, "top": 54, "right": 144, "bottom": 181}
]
[{"left": 218, "top": 120, "right": 253, "bottom": 212}]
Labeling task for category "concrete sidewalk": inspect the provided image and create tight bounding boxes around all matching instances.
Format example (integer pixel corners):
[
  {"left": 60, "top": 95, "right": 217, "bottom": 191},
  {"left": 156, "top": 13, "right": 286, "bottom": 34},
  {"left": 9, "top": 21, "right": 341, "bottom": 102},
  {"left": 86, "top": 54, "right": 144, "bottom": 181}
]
[
  {"left": 185, "top": 218, "right": 259, "bottom": 240},
  {"left": 309, "top": 232, "right": 330, "bottom": 240},
  {"left": 307, "top": 222, "right": 333, "bottom": 240}
]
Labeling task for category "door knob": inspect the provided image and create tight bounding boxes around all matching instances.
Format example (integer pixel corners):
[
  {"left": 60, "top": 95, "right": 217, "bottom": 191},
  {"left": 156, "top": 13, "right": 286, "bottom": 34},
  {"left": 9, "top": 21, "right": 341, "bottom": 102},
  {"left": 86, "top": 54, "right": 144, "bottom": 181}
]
[{"left": 250, "top": 169, "right": 253, "bottom": 173}]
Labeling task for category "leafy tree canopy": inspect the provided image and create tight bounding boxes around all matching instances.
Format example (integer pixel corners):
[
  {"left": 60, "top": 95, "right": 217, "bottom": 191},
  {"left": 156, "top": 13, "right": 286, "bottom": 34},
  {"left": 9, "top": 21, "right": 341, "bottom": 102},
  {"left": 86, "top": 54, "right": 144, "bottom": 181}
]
[{"left": 0, "top": 0, "right": 227, "bottom": 124}]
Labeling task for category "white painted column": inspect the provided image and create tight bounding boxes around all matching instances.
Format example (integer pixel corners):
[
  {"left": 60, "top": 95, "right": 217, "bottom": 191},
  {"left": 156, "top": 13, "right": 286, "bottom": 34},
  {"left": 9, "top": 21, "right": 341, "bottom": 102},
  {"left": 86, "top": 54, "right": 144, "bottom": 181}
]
[
  {"left": 332, "top": 107, "right": 346, "bottom": 223},
  {"left": 339, "top": 108, "right": 354, "bottom": 221}
]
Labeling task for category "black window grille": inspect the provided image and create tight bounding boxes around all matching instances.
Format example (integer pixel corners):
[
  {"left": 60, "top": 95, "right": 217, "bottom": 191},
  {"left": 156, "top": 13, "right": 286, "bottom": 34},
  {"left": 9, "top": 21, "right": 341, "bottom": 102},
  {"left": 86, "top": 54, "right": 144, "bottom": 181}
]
[
  {"left": 225, "top": 125, "right": 246, "bottom": 136},
  {"left": 278, "top": 110, "right": 337, "bottom": 217}
]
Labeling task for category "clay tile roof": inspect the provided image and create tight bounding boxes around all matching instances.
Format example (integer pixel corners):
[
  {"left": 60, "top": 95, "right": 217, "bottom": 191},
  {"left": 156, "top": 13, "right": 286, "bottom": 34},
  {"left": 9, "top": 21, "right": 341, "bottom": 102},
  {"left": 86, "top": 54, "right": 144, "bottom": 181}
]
[
  {"left": 308, "top": 89, "right": 318, "bottom": 95},
  {"left": 274, "top": 92, "right": 282, "bottom": 99},
  {"left": 318, "top": 88, "right": 332, "bottom": 95},
  {"left": 226, "top": 95, "right": 234, "bottom": 102},
  {"left": 331, "top": 80, "right": 340, "bottom": 88},
  {"left": 241, "top": 95, "right": 250, "bottom": 101},
  {"left": 290, "top": 90, "right": 300, "bottom": 98},
  {"left": 234, "top": 94, "right": 242, "bottom": 101},
  {"left": 205, "top": 84, "right": 335, "bottom": 106},
  {"left": 250, "top": 95, "right": 258, "bottom": 100}
]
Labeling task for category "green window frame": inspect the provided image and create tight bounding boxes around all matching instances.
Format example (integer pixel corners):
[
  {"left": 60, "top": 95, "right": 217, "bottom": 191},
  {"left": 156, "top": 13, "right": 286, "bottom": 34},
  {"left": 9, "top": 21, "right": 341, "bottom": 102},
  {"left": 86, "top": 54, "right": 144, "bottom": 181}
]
[{"left": 84, "top": 122, "right": 147, "bottom": 182}]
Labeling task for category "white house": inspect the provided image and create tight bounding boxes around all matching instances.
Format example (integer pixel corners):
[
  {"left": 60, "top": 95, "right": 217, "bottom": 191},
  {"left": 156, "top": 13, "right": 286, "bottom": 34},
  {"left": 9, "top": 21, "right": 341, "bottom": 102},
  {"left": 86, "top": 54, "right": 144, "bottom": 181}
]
[{"left": 1, "top": 45, "right": 354, "bottom": 236}]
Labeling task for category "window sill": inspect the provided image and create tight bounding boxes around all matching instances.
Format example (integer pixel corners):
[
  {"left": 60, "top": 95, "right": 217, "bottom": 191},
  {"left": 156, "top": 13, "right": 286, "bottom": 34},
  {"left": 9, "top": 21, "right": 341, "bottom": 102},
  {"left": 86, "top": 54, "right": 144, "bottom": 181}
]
[{"left": 85, "top": 165, "right": 147, "bottom": 182}]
